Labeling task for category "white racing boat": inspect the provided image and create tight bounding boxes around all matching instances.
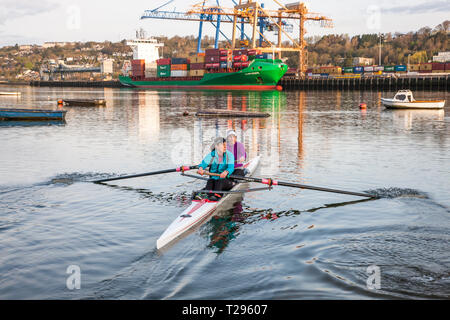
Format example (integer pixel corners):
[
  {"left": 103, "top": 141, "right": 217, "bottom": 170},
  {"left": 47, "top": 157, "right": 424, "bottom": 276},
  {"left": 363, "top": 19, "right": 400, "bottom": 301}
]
[
  {"left": 156, "top": 156, "right": 260, "bottom": 250},
  {"left": 381, "top": 90, "right": 445, "bottom": 109}
]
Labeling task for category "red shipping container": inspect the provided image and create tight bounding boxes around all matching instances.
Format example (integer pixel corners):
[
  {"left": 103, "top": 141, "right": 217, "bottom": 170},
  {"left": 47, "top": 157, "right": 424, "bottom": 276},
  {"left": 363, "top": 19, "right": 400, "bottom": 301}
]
[
  {"left": 247, "top": 49, "right": 262, "bottom": 56},
  {"left": 219, "top": 49, "right": 231, "bottom": 56},
  {"left": 157, "top": 58, "right": 171, "bottom": 65},
  {"left": 446, "top": 63, "right": 450, "bottom": 71},
  {"left": 233, "top": 49, "right": 248, "bottom": 55},
  {"left": 219, "top": 56, "right": 232, "bottom": 62},
  {"left": 233, "top": 55, "right": 242, "bottom": 62},
  {"left": 241, "top": 61, "right": 250, "bottom": 68},
  {"left": 233, "top": 62, "right": 242, "bottom": 68},
  {"left": 432, "top": 62, "right": 445, "bottom": 70},
  {"left": 212, "top": 63, "right": 220, "bottom": 68},
  {"left": 132, "top": 59, "right": 145, "bottom": 65},
  {"left": 205, "top": 56, "right": 220, "bottom": 63},
  {"left": 205, "top": 63, "right": 215, "bottom": 69},
  {"left": 205, "top": 48, "right": 220, "bottom": 56},
  {"left": 190, "top": 63, "right": 205, "bottom": 70},
  {"left": 241, "top": 55, "right": 248, "bottom": 62}
]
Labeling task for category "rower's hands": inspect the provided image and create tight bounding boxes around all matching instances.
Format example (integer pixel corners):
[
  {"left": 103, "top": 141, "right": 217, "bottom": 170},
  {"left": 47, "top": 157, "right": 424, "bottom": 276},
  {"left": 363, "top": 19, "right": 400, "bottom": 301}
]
[
  {"left": 238, "top": 156, "right": 245, "bottom": 163},
  {"left": 220, "top": 171, "right": 228, "bottom": 179},
  {"left": 198, "top": 168, "right": 204, "bottom": 176}
]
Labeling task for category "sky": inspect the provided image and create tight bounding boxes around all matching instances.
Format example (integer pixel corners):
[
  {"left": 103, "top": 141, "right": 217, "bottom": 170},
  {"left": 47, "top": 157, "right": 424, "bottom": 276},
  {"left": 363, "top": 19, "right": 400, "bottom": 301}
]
[{"left": 0, "top": 0, "right": 449, "bottom": 47}]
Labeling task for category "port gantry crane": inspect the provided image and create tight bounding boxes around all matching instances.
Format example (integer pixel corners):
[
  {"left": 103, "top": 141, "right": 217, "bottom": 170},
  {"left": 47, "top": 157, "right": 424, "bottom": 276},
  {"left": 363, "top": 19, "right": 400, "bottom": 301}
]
[{"left": 141, "top": 1, "right": 333, "bottom": 76}]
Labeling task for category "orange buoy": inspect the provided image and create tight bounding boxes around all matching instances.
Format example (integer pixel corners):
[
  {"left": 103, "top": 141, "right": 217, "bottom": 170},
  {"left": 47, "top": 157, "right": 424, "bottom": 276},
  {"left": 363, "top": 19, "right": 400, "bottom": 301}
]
[
  {"left": 276, "top": 85, "right": 283, "bottom": 91},
  {"left": 57, "top": 99, "right": 63, "bottom": 105},
  {"left": 359, "top": 103, "right": 367, "bottom": 109}
]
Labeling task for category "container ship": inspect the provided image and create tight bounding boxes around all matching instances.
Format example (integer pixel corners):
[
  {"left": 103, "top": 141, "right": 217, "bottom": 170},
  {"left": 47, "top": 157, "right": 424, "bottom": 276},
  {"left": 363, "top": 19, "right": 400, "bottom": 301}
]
[{"left": 120, "top": 37, "right": 287, "bottom": 91}]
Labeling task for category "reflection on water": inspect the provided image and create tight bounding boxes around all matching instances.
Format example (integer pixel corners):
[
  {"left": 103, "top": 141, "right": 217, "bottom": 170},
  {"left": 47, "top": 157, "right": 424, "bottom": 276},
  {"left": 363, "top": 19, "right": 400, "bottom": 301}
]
[
  {"left": 0, "top": 87, "right": 449, "bottom": 300},
  {"left": 388, "top": 109, "right": 445, "bottom": 130}
]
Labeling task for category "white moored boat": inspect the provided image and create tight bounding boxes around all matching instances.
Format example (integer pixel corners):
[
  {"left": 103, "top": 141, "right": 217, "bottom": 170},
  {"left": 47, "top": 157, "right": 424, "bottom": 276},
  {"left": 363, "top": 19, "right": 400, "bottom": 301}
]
[
  {"left": 381, "top": 90, "right": 445, "bottom": 109},
  {"left": 156, "top": 156, "right": 260, "bottom": 250}
]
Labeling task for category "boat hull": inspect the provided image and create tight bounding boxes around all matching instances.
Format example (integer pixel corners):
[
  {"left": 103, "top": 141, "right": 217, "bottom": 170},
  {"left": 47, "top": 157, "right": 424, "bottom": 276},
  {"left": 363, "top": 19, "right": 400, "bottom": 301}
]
[
  {"left": 156, "top": 156, "right": 261, "bottom": 250},
  {"left": 120, "top": 59, "right": 287, "bottom": 91},
  {"left": 0, "top": 108, "right": 66, "bottom": 121},
  {"left": 381, "top": 98, "right": 445, "bottom": 109}
]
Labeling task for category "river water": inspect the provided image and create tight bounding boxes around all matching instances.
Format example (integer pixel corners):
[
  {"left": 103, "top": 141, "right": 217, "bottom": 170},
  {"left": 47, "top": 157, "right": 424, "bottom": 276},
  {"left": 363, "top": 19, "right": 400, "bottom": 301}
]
[{"left": 0, "top": 86, "right": 449, "bottom": 299}]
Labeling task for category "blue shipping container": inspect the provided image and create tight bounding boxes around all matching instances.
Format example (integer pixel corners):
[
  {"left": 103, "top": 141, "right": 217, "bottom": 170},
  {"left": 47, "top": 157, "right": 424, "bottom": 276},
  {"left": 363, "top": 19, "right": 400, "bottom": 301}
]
[
  {"left": 171, "top": 58, "right": 188, "bottom": 65},
  {"left": 353, "top": 66, "right": 364, "bottom": 73},
  {"left": 220, "top": 62, "right": 228, "bottom": 69},
  {"left": 395, "top": 65, "right": 407, "bottom": 72},
  {"left": 255, "top": 53, "right": 274, "bottom": 59}
]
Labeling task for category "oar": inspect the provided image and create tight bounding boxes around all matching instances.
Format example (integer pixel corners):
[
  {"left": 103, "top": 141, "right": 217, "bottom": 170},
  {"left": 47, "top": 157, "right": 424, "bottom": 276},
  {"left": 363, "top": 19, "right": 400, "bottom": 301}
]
[
  {"left": 203, "top": 171, "right": 377, "bottom": 198},
  {"left": 92, "top": 165, "right": 199, "bottom": 183}
]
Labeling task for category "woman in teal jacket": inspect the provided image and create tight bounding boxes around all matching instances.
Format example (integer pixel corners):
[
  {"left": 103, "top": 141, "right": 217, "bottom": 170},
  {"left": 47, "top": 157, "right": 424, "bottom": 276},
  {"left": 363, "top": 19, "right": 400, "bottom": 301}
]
[{"left": 196, "top": 137, "right": 235, "bottom": 201}]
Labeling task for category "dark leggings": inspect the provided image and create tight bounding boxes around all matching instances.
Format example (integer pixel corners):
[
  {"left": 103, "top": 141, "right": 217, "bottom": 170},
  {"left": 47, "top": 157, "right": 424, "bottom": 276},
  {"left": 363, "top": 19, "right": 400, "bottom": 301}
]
[{"left": 203, "top": 178, "right": 234, "bottom": 196}]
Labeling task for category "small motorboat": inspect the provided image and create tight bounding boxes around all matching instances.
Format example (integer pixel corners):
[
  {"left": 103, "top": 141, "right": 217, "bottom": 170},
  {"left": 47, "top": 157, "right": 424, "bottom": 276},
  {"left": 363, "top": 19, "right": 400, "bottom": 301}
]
[
  {"left": 0, "top": 108, "right": 67, "bottom": 121},
  {"left": 381, "top": 90, "right": 445, "bottom": 109},
  {"left": 61, "top": 99, "right": 106, "bottom": 106}
]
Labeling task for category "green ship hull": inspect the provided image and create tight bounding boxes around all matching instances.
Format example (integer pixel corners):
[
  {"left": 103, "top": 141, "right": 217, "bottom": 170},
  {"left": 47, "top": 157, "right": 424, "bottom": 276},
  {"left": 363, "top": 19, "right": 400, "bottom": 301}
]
[{"left": 119, "top": 59, "right": 288, "bottom": 91}]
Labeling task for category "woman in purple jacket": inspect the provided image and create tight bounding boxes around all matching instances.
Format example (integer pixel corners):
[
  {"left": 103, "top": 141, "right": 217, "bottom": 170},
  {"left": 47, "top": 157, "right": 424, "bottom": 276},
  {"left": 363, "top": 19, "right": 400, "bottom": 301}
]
[{"left": 226, "top": 129, "right": 247, "bottom": 176}]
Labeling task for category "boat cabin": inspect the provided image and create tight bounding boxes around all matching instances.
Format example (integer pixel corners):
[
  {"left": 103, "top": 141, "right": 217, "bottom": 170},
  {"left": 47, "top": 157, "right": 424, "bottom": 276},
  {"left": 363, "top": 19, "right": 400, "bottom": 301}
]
[{"left": 393, "top": 90, "right": 415, "bottom": 102}]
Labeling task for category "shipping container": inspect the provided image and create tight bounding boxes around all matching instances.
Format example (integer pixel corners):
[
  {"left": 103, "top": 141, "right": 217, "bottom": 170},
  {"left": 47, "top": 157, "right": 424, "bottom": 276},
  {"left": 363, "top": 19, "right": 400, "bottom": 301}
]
[
  {"left": 364, "top": 66, "right": 374, "bottom": 72},
  {"left": 132, "top": 59, "right": 145, "bottom": 65},
  {"left": 157, "top": 70, "right": 170, "bottom": 78},
  {"left": 419, "top": 63, "right": 432, "bottom": 71},
  {"left": 156, "top": 58, "right": 171, "bottom": 65},
  {"left": 394, "top": 65, "right": 407, "bottom": 72},
  {"left": 374, "top": 66, "right": 384, "bottom": 72},
  {"left": 219, "top": 49, "right": 231, "bottom": 56},
  {"left": 233, "top": 49, "right": 248, "bottom": 55},
  {"left": 205, "top": 56, "right": 221, "bottom": 63},
  {"left": 170, "top": 70, "right": 188, "bottom": 77},
  {"left": 432, "top": 62, "right": 445, "bottom": 70},
  {"left": 241, "top": 61, "right": 250, "bottom": 68},
  {"left": 219, "top": 56, "right": 232, "bottom": 62},
  {"left": 220, "top": 62, "right": 228, "bottom": 69},
  {"left": 247, "top": 49, "right": 262, "bottom": 56},
  {"left": 384, "top": 66, "right": 395, "bottom": 72},
  {"left": 343, "top": 67, "right": 353, "bottom": 73},
  {"left": 190, "top": 63, "right": 205, "bottom": 70},
  {"left": 353, "top": 66, "right": 364, "bottom": 73},
  {"left": 205, "top": 48, "right": 220, "bottom": 56},
  {"left": 189, "top": 70, "right": 205, "bottom": 77},
  {"left": 171, "top": 64, "right": 188, "bottom": 71},
  {"left": 408, "top": 64, "right": 420, "bottom": 71},
  {"left": 157, "top": 65, "right": 171, "bottom": 72},
  {"left": 255, "top": 53, "right": 273, "bottom": 59},
  {"left": 145, "top": 70, "right": 157, "bottom": 78},
  {"left": 446, "top": 63, "right": 450, "bottom": 71},
  {"left": 233, "top": 62, "right": 242, "bottom": 68},
  {"left": 171, "top": 58, "right": 189, "bottom": 65},
  {"left": 190, "top": 56, "right": 205, "bottom": 63}
]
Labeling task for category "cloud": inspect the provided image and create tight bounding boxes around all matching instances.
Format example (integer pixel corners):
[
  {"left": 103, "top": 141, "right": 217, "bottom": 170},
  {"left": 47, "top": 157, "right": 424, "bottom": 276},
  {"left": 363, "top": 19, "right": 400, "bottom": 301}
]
[
  {"left": 382, "top": 0, "right": 450, "bottom": 14},
  {"left": 0, "top": 0, "right": 59, "bottom": 25}
]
